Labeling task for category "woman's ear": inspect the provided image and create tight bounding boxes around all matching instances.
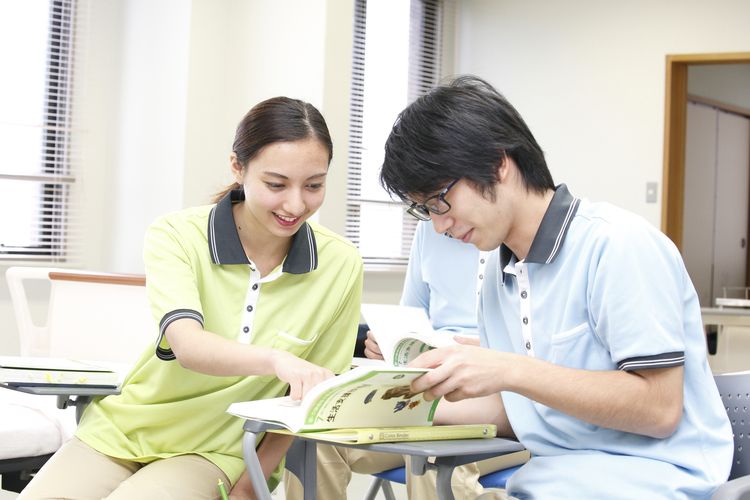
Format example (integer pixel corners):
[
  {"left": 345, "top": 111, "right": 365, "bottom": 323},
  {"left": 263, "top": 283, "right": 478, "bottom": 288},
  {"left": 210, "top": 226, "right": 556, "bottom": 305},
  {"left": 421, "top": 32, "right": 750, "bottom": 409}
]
[{"left": 230, "top": 152, "right": 244, "bottom": 184}]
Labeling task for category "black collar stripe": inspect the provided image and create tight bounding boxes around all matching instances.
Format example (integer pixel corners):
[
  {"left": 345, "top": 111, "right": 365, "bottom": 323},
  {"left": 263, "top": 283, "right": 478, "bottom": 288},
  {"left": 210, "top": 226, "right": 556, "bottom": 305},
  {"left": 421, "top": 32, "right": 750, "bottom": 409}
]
[
  {"left": 208, "top": 207, "right": 220, "bottom": 264},
  {"left": 307, "top": 223, "right": 317, "bottom": 270},
  {"left": 546, "top": 197, "right": 580, "bottom": 264},
  {"left": 281, "top": 220, "right": 318, "bottom": 274},
  {"left": 499, "top": 184, "right": 579, "bottom": 281},
  {"left": 207, "top": 189, "right": 318, "bottom": 274}
]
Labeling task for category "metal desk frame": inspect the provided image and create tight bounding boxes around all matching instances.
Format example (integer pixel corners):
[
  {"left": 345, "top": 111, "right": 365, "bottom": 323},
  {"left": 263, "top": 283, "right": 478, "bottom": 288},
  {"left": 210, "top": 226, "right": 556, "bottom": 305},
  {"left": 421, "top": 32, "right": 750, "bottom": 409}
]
[
  {"left": 0, "top": 384, "right": 119, "bottom": 423},
  {"left": 241, "top": 420, "right": 525, "bottom": 500}
]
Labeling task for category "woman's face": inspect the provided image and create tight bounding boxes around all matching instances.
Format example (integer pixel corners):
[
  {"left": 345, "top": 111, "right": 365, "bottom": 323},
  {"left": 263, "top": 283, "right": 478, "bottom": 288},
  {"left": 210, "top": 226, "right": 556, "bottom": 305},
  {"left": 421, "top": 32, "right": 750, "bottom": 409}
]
[{"left": 233, "top": 137, "right": 329, "bottom": 240}]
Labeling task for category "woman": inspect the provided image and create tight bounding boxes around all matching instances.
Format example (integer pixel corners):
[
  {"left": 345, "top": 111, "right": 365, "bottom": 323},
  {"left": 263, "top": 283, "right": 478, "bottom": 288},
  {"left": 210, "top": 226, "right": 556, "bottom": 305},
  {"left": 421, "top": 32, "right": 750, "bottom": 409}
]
[{"left": 20, "top": 97, "right": 363, "bottom": 499}]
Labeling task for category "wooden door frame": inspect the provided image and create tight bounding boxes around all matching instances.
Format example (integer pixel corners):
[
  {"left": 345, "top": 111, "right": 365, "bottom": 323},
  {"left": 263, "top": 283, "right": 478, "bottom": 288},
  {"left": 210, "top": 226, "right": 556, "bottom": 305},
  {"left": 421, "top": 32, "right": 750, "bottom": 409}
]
[{"left": 661, "top": 52, "right": 750, "bottom": 250}]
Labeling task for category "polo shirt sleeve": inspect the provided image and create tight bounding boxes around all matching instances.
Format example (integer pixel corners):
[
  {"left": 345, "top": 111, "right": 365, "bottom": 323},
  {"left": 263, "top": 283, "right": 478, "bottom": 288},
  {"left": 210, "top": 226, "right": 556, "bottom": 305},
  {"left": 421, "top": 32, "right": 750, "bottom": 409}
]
[
  {"left": 143, "top": 215, "right": 205, "bottom": 361},
  {"left": 587, "top": 221, "right": 686, "bottom": 371}
]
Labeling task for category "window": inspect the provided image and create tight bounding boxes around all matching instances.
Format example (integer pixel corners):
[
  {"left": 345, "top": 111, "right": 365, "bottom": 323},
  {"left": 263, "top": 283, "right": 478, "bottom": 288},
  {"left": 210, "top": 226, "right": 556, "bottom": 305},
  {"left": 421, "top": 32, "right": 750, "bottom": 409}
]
[
  {"left": 345, "top": 0, "right": 447, "bottom": 269},
  {"left": 0, "top": 0, "right": 77, "bottom": 262}
]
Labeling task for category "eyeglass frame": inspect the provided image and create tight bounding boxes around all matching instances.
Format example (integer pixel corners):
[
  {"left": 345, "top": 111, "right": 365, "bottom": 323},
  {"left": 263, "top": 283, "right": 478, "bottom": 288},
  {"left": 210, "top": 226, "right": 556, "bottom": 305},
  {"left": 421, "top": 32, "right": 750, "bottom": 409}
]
[{"left": 405, "top": 179, "right": 460, "bottom": 221}]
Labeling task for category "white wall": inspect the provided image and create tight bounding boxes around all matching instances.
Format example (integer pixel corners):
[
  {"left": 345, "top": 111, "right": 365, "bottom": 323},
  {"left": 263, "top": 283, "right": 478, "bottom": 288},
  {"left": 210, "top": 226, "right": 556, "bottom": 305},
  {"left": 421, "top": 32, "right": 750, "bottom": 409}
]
[
  {"left": 454, "top": 0, "right": 750, "bottom": 225},
  {"left": 0, "top": 0, "right": 352, "bottom": 354},
  {"left": 109, "top": 0, "right": 192, "bottom": 273},
  {"left": 181, "top": 0, "right": 330, "bottom": 211}
]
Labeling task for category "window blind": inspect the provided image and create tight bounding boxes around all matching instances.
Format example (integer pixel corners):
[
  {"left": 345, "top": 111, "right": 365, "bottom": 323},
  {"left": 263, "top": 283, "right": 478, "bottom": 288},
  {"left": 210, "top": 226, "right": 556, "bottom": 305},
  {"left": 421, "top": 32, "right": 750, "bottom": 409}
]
[
  {"left": 0, "top": 0, "right": 80, "bottom": 263},
  {"left": 345, "top": 0, "right": 445, "bottom": 270}
]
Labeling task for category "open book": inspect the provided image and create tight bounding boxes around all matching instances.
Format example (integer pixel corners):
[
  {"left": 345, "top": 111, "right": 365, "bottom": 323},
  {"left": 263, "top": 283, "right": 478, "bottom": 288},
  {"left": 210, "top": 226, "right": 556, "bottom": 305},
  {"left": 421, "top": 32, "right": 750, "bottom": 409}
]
[
  {"left": 268, "top": 423, "right": 497, "bottom": 444},
  {"left": 0, "top": 356, "right": 119, "bottom": 388},
  {"left": 361, "top": 303, "right": 459, "bottom": 366},
  {"left": 227, "top": 365, "right": 439, "bottom": 433}
]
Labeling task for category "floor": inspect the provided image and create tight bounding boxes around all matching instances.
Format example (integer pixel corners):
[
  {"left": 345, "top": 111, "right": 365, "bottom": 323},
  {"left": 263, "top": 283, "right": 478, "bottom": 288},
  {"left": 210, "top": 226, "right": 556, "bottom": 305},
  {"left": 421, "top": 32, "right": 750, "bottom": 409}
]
[
  {"left": 271, "top": 474, "right": 407, "bottom": 499},
  {"left": 0, "top": 474, "right": 406, "bottom": 500},
  {"left": 707, "top": 326, "right": 750, "bottom": 373}
]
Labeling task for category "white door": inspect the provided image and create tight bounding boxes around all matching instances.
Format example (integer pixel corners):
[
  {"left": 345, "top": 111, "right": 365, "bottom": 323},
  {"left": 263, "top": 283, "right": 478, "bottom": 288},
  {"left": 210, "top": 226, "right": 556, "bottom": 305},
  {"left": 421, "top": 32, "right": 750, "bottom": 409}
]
[
  {"left": 682, "top": 102, "right": 750, "bottom": 306},
  {"left": 683, "top": 102, "right": 718, "bottom": 306},
  {"left": 713, "top": 110, "right": 750, "bottom": 302}
]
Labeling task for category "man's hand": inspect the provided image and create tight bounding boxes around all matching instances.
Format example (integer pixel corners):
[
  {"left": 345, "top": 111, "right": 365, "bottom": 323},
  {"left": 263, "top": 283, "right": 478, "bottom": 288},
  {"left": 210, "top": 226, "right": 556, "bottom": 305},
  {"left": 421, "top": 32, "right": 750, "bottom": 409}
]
[
  {"left": 363, "top": 330, "right": 384, "bottom": 360},
  {"left": 409, "top": 344, "right": 509, "bottom": 401},
  {"left": 271, "top": 351, "right": 334, "bottom": 400},
  {"left": 453, "top": 335, "right": 481, "bottom": 346}
]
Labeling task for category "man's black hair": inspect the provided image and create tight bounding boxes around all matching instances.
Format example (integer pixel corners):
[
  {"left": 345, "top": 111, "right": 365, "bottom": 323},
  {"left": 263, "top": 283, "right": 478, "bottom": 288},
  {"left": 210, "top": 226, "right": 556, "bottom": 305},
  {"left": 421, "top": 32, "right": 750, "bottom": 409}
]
[{"left": 380, "top": 75, "right": 554, "bottom": 201}]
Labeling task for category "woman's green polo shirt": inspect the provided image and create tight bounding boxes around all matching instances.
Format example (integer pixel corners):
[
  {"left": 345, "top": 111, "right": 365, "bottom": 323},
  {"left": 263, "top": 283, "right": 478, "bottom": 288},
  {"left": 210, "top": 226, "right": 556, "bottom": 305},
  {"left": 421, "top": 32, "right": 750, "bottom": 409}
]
[{"left": 75, "top": 190, "right": 363, "bottom": 485}]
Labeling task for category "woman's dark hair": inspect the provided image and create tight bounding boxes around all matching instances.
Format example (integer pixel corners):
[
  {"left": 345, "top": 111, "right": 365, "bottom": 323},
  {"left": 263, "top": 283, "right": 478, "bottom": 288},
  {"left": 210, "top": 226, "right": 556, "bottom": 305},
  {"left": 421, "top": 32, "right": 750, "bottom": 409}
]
[
  {"left": 213, "top": 97, "right": 333, "bottom": 203},
  {"left": 380, "top": 75, "right": 554, "bottom": 201}
]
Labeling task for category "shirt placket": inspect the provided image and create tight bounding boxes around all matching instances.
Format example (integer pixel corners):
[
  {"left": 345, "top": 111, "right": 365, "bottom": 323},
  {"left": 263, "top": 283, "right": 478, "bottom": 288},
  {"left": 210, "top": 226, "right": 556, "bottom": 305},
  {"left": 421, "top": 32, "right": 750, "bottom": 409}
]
[
  {"left": 238, "top": 264, "right": 262, "bottom": 344},
  {"left": 515, "top": 261, "right": 535, "bottom": 357},
  {"left": 475, "top": 251, "right": 489, "bottom": 304}
]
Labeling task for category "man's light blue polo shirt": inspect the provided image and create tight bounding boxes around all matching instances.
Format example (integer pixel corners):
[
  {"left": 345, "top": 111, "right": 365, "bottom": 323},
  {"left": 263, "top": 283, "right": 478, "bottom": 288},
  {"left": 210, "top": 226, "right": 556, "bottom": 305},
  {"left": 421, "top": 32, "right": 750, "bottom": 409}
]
[
  {"left": 401, "top": 221, "right": 487, "bottom": 335},
  {"left": 480, "top": 184, "right": 732, "bottom": 499}
]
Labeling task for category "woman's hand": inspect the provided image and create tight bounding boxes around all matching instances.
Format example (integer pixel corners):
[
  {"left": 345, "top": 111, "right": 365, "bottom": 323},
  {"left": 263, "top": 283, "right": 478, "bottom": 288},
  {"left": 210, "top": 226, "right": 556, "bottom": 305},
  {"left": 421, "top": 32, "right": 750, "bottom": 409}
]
[
  {"left": 363, "top": 330, "right": 384, "bottom": 360},
  {"left": 271, "top": 351, "right": 334, "bottom": 400}
]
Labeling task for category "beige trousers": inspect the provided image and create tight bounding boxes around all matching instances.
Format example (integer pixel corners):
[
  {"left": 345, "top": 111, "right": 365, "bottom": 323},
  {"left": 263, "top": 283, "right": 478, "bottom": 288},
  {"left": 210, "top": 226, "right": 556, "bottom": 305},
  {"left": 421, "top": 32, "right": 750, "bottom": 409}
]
[
  {"left": 18, "top": 437, "right": 230, "bottom": 500},
  {"left": 283, "top": 444, "right": 528, "bottom": 500}
]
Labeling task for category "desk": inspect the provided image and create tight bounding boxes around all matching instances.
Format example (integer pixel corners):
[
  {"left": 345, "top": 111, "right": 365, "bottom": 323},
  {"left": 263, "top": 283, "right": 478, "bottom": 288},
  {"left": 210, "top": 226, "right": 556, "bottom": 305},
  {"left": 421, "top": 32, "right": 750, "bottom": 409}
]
[
  {"left": 241, "top": 420, "right": 525, "bottom": 500},
  {"left": 0, "top": 384, "right": 119, "bottom": 423},
  {"left": 702, "top": 307, "right": 750, "bottom": 330}
]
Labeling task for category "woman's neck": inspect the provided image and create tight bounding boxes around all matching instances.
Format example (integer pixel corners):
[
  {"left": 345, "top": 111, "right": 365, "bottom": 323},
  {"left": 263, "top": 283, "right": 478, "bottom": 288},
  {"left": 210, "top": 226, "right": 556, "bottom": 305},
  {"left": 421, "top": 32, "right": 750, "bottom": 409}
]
[{"left": 232, "top": 203, "right": 292, "bottom": 277}]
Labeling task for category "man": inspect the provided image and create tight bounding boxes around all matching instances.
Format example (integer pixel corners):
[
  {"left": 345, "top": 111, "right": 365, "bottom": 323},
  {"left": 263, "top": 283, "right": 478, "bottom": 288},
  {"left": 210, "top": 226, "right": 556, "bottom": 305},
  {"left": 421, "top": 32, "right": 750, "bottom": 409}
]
[
  {"left": 378, "top": 75, "right": 733, "bottom": 499},
  {"left": 284, "top": 220, "right": 528, "bottom": 499}
]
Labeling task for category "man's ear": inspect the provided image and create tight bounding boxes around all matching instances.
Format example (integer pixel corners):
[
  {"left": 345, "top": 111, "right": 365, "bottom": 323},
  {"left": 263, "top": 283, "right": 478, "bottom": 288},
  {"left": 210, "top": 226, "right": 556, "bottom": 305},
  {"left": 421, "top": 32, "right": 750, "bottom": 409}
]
[
  {"left": 230, "top": 152, "right": 244, "bottom": 184},
  {"left": 495, "top": 153, "right": 509, "bottom": 182}
]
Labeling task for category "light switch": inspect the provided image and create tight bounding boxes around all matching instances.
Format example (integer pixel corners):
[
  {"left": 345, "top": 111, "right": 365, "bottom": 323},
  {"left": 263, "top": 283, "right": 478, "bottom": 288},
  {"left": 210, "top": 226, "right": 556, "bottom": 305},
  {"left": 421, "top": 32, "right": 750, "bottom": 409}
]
[{"left": 646, "top": 182, "right": 658, "bottom": 203}]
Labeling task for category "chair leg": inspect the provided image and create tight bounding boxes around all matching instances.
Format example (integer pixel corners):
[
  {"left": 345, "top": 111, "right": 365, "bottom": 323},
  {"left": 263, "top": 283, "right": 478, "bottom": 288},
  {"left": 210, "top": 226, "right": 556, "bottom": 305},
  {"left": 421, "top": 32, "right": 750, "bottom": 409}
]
[
  {"left": 364, "top": 478, "right": 384, "bottom": 500},
  {"left": 363, "top": 477, "right": 397, "bottom": 500},
  {"left": 381, "top": 481, "right": 397, "bottom": 500},
  {"left": 2, "top": 470, "right": 31, "bottom": 493}
]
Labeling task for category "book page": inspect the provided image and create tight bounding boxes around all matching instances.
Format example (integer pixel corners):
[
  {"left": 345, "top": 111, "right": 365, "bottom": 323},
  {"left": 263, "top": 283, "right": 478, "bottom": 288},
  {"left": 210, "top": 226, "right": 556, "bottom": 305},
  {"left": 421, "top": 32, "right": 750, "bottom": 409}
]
[
  {"left": 361, "top": 304, "right": 456, "bottom": 366},
  {"left": 0, "top": 356, "right": 115, "bottom": 372},
  {"left": 361, "top": 304, "right": 435, "bottom": 340},
  {"left": 303, "top": 367, "right": 438, "bottom": 431},
  {"left": 227, "top": 366, "right": 437, "bottom": 432},
  {"left": 0, "top": 356, "right": 122, "bottom": 387},
  {"left": 227, "top": 396, "right": 305, "bottom": 431}
]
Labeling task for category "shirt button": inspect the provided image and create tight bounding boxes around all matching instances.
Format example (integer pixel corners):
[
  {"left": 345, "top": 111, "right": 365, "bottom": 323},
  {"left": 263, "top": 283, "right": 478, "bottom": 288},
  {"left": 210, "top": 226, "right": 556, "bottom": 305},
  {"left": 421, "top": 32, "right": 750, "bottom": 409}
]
[
  {"left": 246, "top": 305, "right": 253, "bottom": 312},
  {"left": 243, "top": 326, "right": 250, "bottom": 333},
  {"left": 521, "top": 291, "right": 528, "bottom": 299},
  {"left": 522, "top": 317, "right": 529, "bottom": 325},
  {"left": 480, "top": 259, "right": 485, "bottom": 264},
  {"left": 525, "top": 341, "right": 531, "bottom": 350},
  {"left": 479, "top": 274, "right": 484, "bottom": 280},
  {"left": 252, "top": 284, "right": 259, "bottom": 291}
]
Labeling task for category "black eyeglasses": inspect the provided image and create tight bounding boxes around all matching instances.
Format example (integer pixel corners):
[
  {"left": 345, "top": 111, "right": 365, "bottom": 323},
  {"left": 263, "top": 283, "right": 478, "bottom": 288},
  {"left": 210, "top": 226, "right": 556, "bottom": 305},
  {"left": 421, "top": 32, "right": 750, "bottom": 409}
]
[{"left": 406, "top": 179, "right": 459, "bottom": 221}]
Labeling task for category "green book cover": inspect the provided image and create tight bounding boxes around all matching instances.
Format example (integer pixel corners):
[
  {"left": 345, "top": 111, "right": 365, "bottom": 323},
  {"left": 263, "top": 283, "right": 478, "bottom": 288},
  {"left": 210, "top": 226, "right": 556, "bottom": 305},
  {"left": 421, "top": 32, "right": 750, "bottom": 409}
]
[{"left": 270, "top": 424, "right": 497, "bottom": 444}]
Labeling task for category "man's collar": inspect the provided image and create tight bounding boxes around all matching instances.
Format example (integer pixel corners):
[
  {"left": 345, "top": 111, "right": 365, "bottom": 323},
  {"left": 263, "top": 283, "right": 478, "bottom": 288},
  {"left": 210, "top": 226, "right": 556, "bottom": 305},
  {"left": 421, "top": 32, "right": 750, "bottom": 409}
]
[
  {"left": 207, "top": 189, "right": 318, "bottom": 274},
  {"left": 498, "top": 184, "right": 579, "bottom": 281}
]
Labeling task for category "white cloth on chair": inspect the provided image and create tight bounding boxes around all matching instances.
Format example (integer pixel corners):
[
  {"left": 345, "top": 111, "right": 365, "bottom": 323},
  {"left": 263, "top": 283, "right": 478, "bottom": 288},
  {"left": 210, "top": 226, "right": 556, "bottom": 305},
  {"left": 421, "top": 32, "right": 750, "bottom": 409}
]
[{"left": 0, "top": 389, "right": 76, "bottom": 460}]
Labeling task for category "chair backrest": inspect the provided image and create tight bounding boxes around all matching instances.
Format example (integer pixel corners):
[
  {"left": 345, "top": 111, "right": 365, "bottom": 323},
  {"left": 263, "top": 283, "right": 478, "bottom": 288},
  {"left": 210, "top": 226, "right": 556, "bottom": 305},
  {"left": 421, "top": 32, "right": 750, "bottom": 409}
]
[
  {"left": 714, "top": 371, "right": 750, "bottom": 480},
  {"left": 6, "top": 266, "right": 155, "bottom": 366}
]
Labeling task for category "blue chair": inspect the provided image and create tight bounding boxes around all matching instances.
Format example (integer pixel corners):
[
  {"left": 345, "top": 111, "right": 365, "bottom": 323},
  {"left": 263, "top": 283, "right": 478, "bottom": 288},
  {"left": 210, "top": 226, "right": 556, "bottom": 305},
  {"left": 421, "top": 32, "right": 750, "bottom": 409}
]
[
  {"left": 364, "top": 462, "right": 523, "bottom": 499},
  {"left": 712, "top": 371, "right": 750, "bottom": 500}
]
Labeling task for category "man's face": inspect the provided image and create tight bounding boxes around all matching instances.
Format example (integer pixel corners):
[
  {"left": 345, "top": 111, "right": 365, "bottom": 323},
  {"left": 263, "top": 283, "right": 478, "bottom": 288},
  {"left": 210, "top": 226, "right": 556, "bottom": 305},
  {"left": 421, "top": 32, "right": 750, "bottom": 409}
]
[{"left": 414, "top": 175, "right": 513, "bottom": 252}]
